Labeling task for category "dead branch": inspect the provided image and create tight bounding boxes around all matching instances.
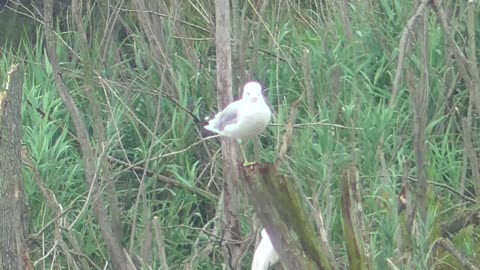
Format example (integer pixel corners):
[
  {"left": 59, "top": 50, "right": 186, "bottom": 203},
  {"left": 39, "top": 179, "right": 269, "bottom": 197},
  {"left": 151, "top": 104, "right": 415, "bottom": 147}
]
[
  {"left": 241, "top": 164, "right": 338, "bottom": 270},
  {"left": 390, "top": 0, "right": 430, "bottom": 107},
  {"left": 302, "top": 48, "right": 315, "bottom": 115},
  {"left": 431, "top": 0, "right": 480, "bottom": 112},
  {"left": 182, "top": 194, "right": 222, "bottom": 270},
  {"left": 214, "top": 0, "right": 242, "bottom": 268},
  {"left": 277, "top": 92, "right": 302, "bottom": 166},
  {"left": 43, "top": 0, "right": 130, "bottom": 268},
  {"left": 132, "top": 0, "right": 178, "bottom": 98},
  {"left": 461, "top": 117, "right": 480, "bottom": 195},
  {"left": 435, "top": 238, "right": 480, "bottom": 270},
  {"left": 441, "top": 204, "right": 480, "bottom": 238},
  {"left": 152, "top": 217, "right": 170, "bottom": 270},
  {"left": 107, "top": 155, "right": 218, "bottom": 202},
  {"left": 341, "top": 166, "right": 371, "bottom": 270},
  {"left": 23, "top": 148, "right": 90, "bottom": 269},
  {"left": 72, "top": 0, "right": 124, "bottom": 245}
]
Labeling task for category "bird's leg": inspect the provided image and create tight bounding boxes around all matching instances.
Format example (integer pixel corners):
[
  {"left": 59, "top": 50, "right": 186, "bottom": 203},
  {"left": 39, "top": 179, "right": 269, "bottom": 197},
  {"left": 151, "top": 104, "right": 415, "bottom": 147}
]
[{"left": 239, "top": 140, "right": 256, "bottom": 166}]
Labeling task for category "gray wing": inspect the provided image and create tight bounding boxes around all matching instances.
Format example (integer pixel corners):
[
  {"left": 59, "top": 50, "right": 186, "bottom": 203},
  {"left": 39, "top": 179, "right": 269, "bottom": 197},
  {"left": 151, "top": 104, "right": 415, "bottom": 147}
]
[{"left": 213, "top": 104, "right": 239, "bottom": 131}]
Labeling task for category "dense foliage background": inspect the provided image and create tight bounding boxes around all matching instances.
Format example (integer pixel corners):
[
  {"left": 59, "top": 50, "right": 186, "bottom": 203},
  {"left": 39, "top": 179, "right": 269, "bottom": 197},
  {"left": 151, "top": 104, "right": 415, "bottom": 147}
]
[{"left": 1, "top": 0, "right": 479, "bottom": 269}]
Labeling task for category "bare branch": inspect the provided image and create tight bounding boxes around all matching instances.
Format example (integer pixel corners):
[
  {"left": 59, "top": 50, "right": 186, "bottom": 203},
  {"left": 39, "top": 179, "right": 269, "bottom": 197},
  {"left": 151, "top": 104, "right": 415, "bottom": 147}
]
[
  {"left": 43, "top": 1, "right": 130, "bottom": 268},
  {"left": 434, "top": 238, "right": 480, "bottom": 270},
  {"left": 390, "top": 0, "right": 430, "bottom": 107},
  {"left": 431, "top": 0, "right": 480, "bottom": 112}
]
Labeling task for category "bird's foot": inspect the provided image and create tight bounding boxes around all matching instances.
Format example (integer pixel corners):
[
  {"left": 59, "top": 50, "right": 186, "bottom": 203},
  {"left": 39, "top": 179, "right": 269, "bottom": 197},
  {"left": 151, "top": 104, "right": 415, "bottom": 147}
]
[{"left": 243, "top": 160, "right": 257, "bottom": 167}]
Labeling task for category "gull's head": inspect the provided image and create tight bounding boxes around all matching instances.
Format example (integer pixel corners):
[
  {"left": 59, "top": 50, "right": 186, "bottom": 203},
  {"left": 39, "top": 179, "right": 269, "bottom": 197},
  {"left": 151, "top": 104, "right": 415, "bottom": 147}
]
[{"left": 242, "top": 81, "right": 263, "bottom": 103}]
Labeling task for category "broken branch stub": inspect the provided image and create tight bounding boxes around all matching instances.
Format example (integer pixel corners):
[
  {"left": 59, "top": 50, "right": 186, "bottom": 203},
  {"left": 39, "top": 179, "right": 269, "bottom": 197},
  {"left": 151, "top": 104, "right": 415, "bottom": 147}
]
[
  {"left": 241, "top": 164, "right": 337, "bottom": 270},
  {"left": 341, "top": 166, "right": 371, "bottom": 270}
]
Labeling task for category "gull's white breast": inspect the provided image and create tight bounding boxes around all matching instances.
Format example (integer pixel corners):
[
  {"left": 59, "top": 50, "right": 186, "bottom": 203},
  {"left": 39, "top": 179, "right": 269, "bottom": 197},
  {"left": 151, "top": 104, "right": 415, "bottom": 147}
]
[{"left": 223, "top": 99, "right": 271, "bottom": 140}]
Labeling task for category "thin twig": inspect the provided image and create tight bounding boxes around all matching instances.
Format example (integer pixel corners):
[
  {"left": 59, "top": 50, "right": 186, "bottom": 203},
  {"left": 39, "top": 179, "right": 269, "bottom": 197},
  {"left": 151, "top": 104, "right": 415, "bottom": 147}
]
[
  {"left": 67, "top": 143, "right": 107, "bottom": 230},
  {"left": 407, "top": 176, "right": 477, "bottom": 204},
  {"left": 182, "top": 193, "right": 222, "bottom": 270},
  {"left": 277, "top": 92, "right": 303, "bottom": 166},
  {"left": 461, "top": 118, "right": 480, "bottom": 195},
  {"left": 44, "top": 0, "right": 129, "bottom": 267},
  {"left": 385, "top": 258, "right": 400, "bottom": 270},
  {"left": 431, "top": 0, "right": 480, "bottom": 112},
  {"left": 271, "top": 121, "right": 363, "bottom": 130},
  {"left": 390, "top": 0, "right": 430, "bottom": 107},
  {"left": 103, "top": 132, "right": 221, "bottom": 196},
  {"left": 107, "top": 155, "right": 218, "bottom": 202},
  {"left": 302, "top": 48, "right": 315, "bottom": 115},
  {"left": 33, "top": 241, "right": 59, "bottom": 267},
  {"left": 163, "top": 224, "right": 238, "bottom": 243},
  {"left": 434, "top": 238, "right": 480, "bottom": 270}
]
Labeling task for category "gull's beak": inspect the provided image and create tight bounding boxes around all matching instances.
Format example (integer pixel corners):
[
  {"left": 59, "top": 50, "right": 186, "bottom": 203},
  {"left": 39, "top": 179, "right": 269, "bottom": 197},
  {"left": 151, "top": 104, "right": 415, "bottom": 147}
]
[{"left": 250, "top": 96, "right": 258, "bottom": 103}]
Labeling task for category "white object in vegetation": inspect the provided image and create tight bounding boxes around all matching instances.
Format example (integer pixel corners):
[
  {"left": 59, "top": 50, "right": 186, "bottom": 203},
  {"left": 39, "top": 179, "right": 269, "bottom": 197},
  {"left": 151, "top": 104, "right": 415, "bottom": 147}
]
[
  {"left": 251, "top": 229, "right": 279, "bottom": 270},
  {"left": 205, "top": 81, "right": 271, "bottom": 165}
]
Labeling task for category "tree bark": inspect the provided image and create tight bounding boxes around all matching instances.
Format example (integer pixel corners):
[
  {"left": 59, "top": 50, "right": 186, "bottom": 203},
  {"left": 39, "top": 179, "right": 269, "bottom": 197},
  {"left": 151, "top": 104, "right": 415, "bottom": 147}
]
[
  {"left": 215, "top": 0, "right": 242, "bottom": 268},
  {"left": 242, "top": 164, "right": 338, "bottom": 270},
  {"left": 414, "top": 1, "right": 429, "bottom": 224},
  {"left": 0, "top": 64, "right": 31, "bottom": 270},
  {"left": 341, "top": 166, "right": 371, "bottom": 270}
]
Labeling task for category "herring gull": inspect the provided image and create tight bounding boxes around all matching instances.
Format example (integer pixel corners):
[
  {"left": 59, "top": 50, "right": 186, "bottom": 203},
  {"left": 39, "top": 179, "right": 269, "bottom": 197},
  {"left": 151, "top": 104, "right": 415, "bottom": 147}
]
[{"left": 205, "top": 81, "right": 271, "bottom": 166}]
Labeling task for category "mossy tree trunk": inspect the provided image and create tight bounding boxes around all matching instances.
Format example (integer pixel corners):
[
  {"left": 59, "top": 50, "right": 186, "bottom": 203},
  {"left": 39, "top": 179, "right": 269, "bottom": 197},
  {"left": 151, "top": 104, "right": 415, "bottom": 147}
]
[
  {"left": 341, "top": 166, "right": 371, "bottom": 270},
  {"left": 241, "top": 164, "right": 338, "bottom": 270}
]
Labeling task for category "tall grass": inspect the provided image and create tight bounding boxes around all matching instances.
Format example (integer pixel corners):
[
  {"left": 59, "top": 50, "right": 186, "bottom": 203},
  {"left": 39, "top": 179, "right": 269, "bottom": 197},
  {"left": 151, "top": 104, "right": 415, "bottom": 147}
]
[{"left": 0, "top": 0, "right": 478, "bottom": 269}]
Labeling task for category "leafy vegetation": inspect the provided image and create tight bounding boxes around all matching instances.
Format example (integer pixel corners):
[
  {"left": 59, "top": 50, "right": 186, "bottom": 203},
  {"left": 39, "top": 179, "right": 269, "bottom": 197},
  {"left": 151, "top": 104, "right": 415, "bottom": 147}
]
[{"left": 0, "top": 0, "right": 479, "bottom": 269}]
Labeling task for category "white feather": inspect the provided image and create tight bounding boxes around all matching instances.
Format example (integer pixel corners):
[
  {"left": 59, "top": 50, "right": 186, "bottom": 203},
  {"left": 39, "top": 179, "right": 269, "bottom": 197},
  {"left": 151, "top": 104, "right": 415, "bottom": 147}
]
[
  {"left": 204, "top": 81, "right": 271, "bottom": 141},
  {"left": 251, "top": 229, "right": 279, "bottom": 270}
]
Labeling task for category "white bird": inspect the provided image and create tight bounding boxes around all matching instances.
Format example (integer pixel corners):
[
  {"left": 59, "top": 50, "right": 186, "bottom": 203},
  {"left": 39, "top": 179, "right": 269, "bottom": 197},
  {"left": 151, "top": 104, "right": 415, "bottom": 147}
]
[
  {"left": 251, "top": 229, "right": 279, "bottom": 270},
  {"left": 204, "top": 81, "right": 271, "bottom": 166}
]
